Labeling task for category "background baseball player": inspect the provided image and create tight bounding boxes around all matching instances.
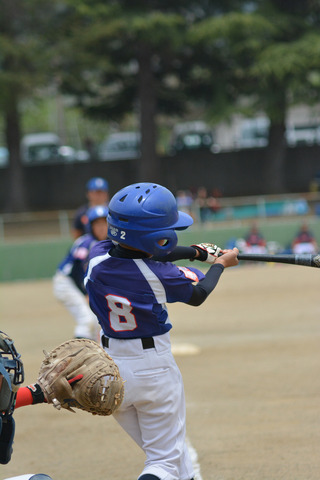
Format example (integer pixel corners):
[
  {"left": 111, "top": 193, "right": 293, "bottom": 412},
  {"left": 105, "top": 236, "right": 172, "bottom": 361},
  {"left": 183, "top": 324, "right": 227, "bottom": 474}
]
[
  {"left": 72, "top": 176, "right": 109, "bottom": 239},
  {"left": 53, "top": 204, "right": 109, "bottom": 341},
  {"left": 85, "top": 182, "right": 239, "bottom": 480}
]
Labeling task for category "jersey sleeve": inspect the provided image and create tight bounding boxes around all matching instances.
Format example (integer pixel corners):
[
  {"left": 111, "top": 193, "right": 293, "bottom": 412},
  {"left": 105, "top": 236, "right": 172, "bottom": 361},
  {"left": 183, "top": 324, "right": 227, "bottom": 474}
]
[{"left": 150, "top": 261, "right": 205, "bottom": 304}]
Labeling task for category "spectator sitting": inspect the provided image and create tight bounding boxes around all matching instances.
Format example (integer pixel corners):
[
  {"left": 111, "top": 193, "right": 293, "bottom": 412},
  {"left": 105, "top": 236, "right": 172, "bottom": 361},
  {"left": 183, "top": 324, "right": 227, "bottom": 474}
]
[
  {"left": 243, "top": 223, "right": 267, "bottom": 254},
  {"left": 291, "top": 222, "right": 318, "bottom": 254}
]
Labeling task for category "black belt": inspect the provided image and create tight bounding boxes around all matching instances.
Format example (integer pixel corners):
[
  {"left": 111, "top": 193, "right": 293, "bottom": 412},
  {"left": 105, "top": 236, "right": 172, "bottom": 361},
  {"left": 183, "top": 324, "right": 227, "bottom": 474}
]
[{"left": 102, "top": 335, "right": 155, "bottom": 349}]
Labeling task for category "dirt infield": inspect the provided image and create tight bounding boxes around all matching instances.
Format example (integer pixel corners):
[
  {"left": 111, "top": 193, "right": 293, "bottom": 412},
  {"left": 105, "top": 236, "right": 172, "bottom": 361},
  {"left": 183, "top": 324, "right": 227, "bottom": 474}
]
[{"left": 1, "top": 263, "right": 319, "bottom": 480}]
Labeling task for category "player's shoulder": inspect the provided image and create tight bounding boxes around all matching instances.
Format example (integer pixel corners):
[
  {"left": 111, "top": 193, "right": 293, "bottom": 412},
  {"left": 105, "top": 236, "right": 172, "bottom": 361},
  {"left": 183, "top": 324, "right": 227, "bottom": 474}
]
[
  {"left": 88, "top": 238, "right": 113, "bottom": 260},
  {"left": 77, "top": 233, "right": 95, "bottom": 248}
]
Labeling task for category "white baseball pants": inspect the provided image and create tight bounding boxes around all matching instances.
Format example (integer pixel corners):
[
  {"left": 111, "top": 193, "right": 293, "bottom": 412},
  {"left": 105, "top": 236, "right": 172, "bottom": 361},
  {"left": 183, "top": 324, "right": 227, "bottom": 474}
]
[
  {"left": 101, "top": 331, "right": 195, "bottom": 480},
  {"left": 53, "top": 271, "right": 99, "bottom": 340}
]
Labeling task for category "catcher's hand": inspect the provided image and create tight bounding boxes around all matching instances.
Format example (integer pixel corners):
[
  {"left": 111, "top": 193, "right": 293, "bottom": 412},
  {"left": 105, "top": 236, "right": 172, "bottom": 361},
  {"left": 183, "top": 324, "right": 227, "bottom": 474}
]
[
  {"left": 191, "top": 243, "right": 222, "bottom": 264},
  {"left": 37, "top": 338, "right": 124, "bottom": 416}
]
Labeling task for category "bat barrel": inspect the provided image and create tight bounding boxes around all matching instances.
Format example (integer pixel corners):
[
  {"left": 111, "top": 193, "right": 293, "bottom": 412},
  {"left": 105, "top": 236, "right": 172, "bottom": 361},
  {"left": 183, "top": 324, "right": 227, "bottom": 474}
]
[
  {"left": 237, "top": 253, "right": 295, "bottom": 264},
  {"left": 236, "top": 253, "right": 320, "bottom": 267}
]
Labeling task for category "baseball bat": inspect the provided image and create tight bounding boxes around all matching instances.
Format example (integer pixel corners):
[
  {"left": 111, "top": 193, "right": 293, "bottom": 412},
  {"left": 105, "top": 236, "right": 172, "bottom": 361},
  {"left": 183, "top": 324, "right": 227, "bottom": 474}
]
[{"left": 231, "top": 252, "right": 320, "bottom": 268}]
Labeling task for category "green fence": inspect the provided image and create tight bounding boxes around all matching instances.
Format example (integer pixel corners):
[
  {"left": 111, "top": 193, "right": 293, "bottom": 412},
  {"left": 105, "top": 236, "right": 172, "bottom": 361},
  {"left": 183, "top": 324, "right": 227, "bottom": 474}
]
[
  {"left": 1, "top": 217, "right": 319, "bottom": 282},
  {"left": 0, "top": 239, "right": 71, "bottom": 282}
]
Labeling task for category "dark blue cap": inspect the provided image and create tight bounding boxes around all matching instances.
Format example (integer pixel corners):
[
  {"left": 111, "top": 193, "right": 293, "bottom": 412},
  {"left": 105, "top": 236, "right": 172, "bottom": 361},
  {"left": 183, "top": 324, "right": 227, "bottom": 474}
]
[{"left": 86, "top": 177, "right": 109, "bottom": 192}]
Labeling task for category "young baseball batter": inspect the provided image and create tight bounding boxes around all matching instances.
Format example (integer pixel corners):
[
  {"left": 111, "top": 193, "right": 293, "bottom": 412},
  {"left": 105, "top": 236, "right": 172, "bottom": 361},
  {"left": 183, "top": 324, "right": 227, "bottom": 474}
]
[
  {"left": 53, "top": 205, "right": 109, "bottom": 340},
  {"left": 84, "top": 182, "right": 239, "bottom": 480}
]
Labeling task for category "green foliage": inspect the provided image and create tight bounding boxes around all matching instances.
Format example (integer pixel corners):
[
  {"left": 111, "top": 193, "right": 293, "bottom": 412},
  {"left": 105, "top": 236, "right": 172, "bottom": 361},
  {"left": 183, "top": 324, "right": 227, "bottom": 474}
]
[
  {"left": 2, "top": 0, "right": 320, "bottom": 204},
  {"left": 189, "top": 6, "right": 320, "bottom": 108}
]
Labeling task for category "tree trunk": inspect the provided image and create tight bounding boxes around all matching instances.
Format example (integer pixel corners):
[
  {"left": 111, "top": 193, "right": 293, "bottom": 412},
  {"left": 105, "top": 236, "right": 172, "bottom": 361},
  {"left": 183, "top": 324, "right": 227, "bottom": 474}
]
[
  {"left": 137, "top": 46, "right": 161, "bottom": 183},
  {"left": 4, "top": 94, "right": 27, "bottom": 212},
  {"left": 264, "top": 122, "right": 287, "bottom": 193},
  {"left": 263, "top": 86, "right": 287, "bottom": 194}
]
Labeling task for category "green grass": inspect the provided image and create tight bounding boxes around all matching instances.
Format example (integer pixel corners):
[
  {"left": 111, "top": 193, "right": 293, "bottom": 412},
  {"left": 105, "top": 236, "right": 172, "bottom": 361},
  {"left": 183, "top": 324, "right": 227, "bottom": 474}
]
[{"left": 1, "top": 216, "right": 319, "bottom": 282}]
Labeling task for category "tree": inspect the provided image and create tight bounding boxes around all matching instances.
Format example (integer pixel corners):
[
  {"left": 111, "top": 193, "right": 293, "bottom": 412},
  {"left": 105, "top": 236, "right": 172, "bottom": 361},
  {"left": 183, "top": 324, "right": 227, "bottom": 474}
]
[
  {"left": 0, "top": 0, "right": 60, "bottom": 211},
  {"left": 58, "top": 0, "right": 243, "bottom": 182},
  {"left": 189, "top": 0, "right": 320, "bottom": 193},
  {"left": 55, "top": 2, "right": 185, "bottom": 181}
]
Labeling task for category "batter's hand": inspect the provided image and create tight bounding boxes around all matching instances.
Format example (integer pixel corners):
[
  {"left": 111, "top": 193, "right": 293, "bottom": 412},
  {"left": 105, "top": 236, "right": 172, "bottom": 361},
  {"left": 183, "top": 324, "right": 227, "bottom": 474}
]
[
  {"left": 215, "top": 247, "right": 239, "bottom": 268},
  {"left": 191, "top": 243, "right": 222, "bottom": 264}
]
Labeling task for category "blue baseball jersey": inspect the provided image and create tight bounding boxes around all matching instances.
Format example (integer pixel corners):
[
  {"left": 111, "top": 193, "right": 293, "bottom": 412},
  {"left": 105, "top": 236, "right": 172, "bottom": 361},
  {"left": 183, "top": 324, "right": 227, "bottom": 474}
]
[
  {"left": 85, "top": 241, "right": 205, "bottom": 339},
  {"left": 56, "top": 234, "right": 109, "bottom": 294},
  {"left": 57, "top": 234, "right": 97, "bottom": 276}
]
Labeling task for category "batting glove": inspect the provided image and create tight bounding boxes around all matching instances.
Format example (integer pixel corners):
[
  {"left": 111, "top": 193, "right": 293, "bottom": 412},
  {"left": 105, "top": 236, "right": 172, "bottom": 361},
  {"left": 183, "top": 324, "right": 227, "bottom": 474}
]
[{"left": 191, "top": 243, "right": 222, "bottom": 264}]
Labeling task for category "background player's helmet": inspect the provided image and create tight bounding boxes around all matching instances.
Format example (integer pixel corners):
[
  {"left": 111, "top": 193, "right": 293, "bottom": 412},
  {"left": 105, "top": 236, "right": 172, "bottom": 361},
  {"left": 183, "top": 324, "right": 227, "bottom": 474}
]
[
  {"left": 87, "top": 205, "right": 109, "bottom": 225},
  {"left": 86, "top": 205, "right": 109, "bottom": 235},
  {"left": 86, "top": 177, "right": 109, "bottom": 192},
  {"left": 0, "top": 332, "right": 24, "bottom": 416},
  {"left": 107, "top": 182, "right": 193, "bottom": 256}
]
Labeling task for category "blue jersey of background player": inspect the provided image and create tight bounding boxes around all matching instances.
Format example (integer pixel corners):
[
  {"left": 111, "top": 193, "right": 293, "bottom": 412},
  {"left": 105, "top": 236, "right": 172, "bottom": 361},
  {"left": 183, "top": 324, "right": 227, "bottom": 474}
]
[
  {"left": 57, "top": 231, "right": 98, "bottom": 294},
  {"left": 53, "top": 205, "right": 110, "bottom": 340},
  {"left": 56, "top": 204, "right": 110, "bottom": 293},
  {"left": 85, "top": 182, "right": 239, "bottom": 480}
]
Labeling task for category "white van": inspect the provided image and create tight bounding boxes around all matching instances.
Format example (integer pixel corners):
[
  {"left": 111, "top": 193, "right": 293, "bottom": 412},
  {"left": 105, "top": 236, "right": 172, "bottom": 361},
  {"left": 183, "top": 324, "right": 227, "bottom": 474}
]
[
  {"left": 285, "top": 124, "right": 320, "bottom": 146},
  {"left": 234, "top": 117, "right": 270, "bottom": 149},
  {"left": 21, "top": 133, "right": 61, "bottom": 164},
  {"left": 98, "top": 132, "right": 140, "bottom": 161}
]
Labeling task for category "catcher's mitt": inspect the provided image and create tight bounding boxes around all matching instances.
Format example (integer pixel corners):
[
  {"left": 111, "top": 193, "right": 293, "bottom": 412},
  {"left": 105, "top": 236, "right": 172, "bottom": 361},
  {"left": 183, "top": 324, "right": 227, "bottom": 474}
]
[{"left": 37, "top": 338, "right": 124, "bottom": 416}]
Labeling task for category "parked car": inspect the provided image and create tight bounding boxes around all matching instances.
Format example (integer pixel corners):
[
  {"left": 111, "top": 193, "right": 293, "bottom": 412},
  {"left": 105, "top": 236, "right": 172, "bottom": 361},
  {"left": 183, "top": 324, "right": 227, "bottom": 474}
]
[
  {"left": 234, "top": 117, "right": 270, "bottom": 149},
  {"left": 0, "top": 147, "right": 9, "bottom": 167},
  {"left": 168, "top": 121, "right": 220, "bottom": 155},
  {"left": 20, "top": 133, "right": 90, "bottom": 164},
  {"left": 285, "top": 124, "right": 320, "bottom": 146},
  {"left": 98, "top": 132, "right": 140, "bottom": 161},
  {"left": 234, "top": 117, "right": 320, "bottom": 149},
  {"left": 21, "top": 132, "right": 61, "bottom": 164}
]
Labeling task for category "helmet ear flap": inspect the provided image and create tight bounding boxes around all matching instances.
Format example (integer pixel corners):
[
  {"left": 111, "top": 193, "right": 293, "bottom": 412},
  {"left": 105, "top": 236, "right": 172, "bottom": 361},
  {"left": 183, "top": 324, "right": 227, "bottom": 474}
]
[{"left": 140, "top": 230, "right": 178, "bottom": 257}]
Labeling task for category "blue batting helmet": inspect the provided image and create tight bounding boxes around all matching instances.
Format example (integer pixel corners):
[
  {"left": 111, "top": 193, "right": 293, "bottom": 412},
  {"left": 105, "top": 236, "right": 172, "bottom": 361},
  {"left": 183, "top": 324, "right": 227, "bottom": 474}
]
[
  {"left": 87, "top": 205, "right": 109, "bottom": 224},
  {"left": 107, "top": 182, "right": 193, "bottom": 256},
  {"left": 86, "top": 205, "right": 109, "bottom": 236}
]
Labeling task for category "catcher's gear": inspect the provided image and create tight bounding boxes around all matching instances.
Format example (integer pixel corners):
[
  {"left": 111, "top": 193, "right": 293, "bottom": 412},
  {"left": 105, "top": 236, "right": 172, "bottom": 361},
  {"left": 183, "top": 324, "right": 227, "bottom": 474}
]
[
  {"left": 0, "top": 331, "right": 24, "bottom": 465},
  {"left": 37, "top": 338, "right": 124, "bottom": 416},
  {"left": 191, "top": 243, "right": 222, "bottom": 264},
  {"left": 0, "top": 331, "right": 24, "bottom": 416}
]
